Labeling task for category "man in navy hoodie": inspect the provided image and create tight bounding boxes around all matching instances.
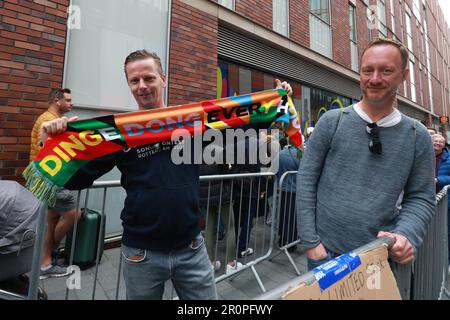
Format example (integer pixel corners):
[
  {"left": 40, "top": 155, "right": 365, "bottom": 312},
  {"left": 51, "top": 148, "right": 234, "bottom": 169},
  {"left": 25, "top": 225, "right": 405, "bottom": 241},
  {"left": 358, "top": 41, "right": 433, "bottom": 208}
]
[
  {"left": 39, "top": 50, "right": 217, "bottom": 300},
  {"left": 39, "top": 50, "right": 292, "bottom": 299}
]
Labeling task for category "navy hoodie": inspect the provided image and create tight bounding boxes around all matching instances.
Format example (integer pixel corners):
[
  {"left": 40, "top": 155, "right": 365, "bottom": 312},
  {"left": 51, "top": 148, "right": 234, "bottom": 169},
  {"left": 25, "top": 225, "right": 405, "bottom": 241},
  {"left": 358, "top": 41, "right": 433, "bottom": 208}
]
[{"left": 65, "top": 140, "right": 200, "bottom": 252}]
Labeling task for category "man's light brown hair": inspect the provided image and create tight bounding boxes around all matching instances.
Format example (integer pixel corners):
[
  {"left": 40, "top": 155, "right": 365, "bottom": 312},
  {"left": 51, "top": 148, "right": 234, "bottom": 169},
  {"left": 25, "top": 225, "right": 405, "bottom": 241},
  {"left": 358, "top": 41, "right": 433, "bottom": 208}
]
[
  {"left": 48, "top": 88, "right": 71, "bottom": 104},
  {"left": 361, "top": 37, "right": 409, "bottom": 71},
  {"left": 124, "top": 50, "right": 164, "bottom": 79}
]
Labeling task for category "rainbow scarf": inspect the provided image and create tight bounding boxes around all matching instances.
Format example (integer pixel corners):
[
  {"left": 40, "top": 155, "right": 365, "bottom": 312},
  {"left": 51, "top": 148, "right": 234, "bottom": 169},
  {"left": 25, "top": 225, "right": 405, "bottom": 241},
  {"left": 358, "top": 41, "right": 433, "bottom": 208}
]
[{"left": 23, "top": 89, "right": 302, "bottom": 205}]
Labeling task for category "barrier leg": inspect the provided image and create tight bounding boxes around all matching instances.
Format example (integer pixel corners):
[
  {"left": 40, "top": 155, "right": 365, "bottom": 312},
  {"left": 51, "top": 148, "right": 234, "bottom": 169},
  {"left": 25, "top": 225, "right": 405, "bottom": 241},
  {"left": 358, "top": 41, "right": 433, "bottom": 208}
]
[
  {"left": 27, "top": 203, "right": 47, "bottom": 300},
  {"left": 251, "top": 265, "right": 266, "bottom": 293},
  {"left": 440, "top": 286, "right": 450, "bottom": 299},
  {"left": 115, "top": 250, "right": 123, "bottom": 300},
  {"left": 284, "top": 249, "right": 301, "bottom": 276}
]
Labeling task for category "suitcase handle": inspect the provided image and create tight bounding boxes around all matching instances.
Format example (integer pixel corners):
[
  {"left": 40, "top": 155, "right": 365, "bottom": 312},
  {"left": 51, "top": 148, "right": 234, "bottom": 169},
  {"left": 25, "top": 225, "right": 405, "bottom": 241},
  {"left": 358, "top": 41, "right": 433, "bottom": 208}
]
[
  {"left": 80, "top": 208, "right": 87, "bottom": 220},
  {"left": 80, "top": 207, "right": 95, "bottom": 219}
]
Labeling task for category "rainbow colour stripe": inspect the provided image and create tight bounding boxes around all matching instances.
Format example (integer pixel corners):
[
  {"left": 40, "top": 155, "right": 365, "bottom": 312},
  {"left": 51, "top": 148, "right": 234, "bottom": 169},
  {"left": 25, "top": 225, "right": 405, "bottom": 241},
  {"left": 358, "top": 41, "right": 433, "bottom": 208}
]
[{"left": 23, "top": 89, "right": 302, "bottom": 205}]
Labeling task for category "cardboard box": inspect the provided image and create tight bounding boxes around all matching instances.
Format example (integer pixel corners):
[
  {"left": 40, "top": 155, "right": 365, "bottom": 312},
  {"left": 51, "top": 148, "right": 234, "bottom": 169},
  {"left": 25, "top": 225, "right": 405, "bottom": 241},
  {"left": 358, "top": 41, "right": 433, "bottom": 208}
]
[{"left": 283, "top": 246, "right": 401, "bottom": 300}]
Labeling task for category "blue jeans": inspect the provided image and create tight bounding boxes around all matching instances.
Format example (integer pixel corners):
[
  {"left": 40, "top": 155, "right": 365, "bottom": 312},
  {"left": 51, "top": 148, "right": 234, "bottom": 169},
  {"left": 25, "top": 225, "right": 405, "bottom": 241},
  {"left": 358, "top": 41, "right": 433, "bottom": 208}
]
[{"left": 121, "top": 233, "right": 217, "bottom": 300}]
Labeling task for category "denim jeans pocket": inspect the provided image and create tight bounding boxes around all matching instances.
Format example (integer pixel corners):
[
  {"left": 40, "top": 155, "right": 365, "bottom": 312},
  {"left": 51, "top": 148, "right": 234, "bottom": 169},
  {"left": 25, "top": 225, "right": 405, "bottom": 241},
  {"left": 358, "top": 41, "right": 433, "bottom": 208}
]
[
  {"left": 121, "top": 245, "right": 147, "bottom": 263},
  {"left": 189, "top": 233, "right": 205, "bottom": 250}
]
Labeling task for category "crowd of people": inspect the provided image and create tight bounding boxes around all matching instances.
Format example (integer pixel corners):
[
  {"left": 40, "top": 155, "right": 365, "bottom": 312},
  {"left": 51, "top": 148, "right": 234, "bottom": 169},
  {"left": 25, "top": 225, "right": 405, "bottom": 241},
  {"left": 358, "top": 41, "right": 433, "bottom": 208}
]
[{"left": 6, "top": 37, "right": 448, "bottom": 300}]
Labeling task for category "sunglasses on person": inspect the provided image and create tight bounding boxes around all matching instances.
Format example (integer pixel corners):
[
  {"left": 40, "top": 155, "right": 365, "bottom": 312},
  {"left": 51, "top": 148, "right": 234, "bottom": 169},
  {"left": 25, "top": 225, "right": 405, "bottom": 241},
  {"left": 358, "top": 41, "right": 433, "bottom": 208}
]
[{"left": 366, "top": 123, "right": 382, "bottom": 155}]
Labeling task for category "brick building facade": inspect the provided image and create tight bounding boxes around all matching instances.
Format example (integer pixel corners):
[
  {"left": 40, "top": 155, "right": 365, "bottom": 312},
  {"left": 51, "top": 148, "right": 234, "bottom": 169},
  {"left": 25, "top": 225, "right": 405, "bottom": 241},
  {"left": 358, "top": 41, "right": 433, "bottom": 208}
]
[
  {"left": 0, "top": 0, "right": 68, "bottom": 182},
  {"left": 1, "top": 0, "right": 450, "bottom": 183}
]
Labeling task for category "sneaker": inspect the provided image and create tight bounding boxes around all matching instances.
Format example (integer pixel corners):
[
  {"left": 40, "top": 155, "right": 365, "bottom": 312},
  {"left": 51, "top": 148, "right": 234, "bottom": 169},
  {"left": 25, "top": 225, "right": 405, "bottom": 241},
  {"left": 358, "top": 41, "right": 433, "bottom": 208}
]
[
  {"left": 239, "top": 247, "right": 254, "bottom": 258},
  {"left": 265, "top": 213, "right": 272, "bottom": 226},
  {"left": 40, "top": 264, "right": 71, "bottom": 280},
  {"left": 226, "top": 261, "right": 243, "bottom": 275},
  {"left": 211, "top": 261, "right": 221, "bottom": 272}
]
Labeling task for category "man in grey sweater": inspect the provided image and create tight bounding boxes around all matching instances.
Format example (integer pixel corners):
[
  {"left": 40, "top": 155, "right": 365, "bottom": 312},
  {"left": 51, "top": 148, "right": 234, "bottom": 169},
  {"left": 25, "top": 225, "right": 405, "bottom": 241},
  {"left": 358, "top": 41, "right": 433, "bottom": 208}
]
[{"left": 297, "top": 38, "right": 436, "bottom": 271}]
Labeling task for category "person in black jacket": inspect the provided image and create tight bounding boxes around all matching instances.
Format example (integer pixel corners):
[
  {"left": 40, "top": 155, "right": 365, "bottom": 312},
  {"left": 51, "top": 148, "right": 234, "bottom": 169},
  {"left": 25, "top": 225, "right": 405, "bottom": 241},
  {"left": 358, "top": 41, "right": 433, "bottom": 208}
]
[
  {"left": 199, "top": 161, "right": 243, "bottom": 275},
  {"left": 276, "top": 143, "right": 301, "bottom": 251},
  {"left": 231, "top": 134, "right": 267, "bottom": 258}
]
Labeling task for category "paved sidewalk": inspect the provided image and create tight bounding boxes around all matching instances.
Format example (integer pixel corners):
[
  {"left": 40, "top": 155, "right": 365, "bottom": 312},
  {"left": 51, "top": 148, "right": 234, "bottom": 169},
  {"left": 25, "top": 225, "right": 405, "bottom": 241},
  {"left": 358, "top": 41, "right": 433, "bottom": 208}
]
[
  {"left": 40, "top": 246, "right": 308, "bottom": 300},
  {"left": 39, "top": 217, "right": 308, "bottom": 300},
  {"left": 38, "top": 217, "right": 450, "bottom": 300}
]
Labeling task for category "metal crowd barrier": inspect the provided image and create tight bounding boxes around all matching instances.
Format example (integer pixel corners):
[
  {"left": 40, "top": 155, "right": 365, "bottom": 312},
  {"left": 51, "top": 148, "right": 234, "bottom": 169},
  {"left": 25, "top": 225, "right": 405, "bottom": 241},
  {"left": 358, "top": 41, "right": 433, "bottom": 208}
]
[
  {"left": 268, "top": 171, "right": 301, "bottom": 275},
  {"left": 1, "top": 201, "right": 47, "bottom": 300},
  {"left": 255, "top": 237, "right": 395, "bottom": 300},
  {"left": 25, "top": 176, "right": 450, "bottom": 300},
  {"left": 412, "top": 186, "right": 449, "bottom": 300},
  {"left": 26, "top": 172, "right": 281, "bottom": 299},
  {"left": 27, "top": 203, "right": 47, "bottom": 300},
  {"left": 65, "top": 181, "right": 120, "bottom": 300},
  {"left": 200, "top": 172, "right": 277, "bottom": 293},
  {"left": 0, "top": 201, "right": 47, "bottom": 300},
  {"left": 390, "top": 186, "right": 450, "bottom": 300},
  {"left": 26, "top": 181, "right": 123, "bottom": 300},
  {"left": 256, "top": 185, "right": 450, "bottom": 300}
]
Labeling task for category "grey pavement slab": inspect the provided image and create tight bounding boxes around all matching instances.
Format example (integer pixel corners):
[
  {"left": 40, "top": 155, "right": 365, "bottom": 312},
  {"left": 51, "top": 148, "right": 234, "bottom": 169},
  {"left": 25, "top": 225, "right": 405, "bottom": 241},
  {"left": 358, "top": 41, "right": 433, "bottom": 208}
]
[
  {"left": 39, "top": 247, "right": 307, "bottom": 300},
  {"left": 37, "top": 217, "right": 309, "bottom": 300}
]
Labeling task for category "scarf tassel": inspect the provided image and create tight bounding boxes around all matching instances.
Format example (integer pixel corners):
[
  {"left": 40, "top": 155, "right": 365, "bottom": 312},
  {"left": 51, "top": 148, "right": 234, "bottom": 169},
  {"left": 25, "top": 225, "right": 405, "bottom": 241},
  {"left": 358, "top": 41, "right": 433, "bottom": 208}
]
[{"left": 23, "top": 163, "right": 58, "bottom": 207}]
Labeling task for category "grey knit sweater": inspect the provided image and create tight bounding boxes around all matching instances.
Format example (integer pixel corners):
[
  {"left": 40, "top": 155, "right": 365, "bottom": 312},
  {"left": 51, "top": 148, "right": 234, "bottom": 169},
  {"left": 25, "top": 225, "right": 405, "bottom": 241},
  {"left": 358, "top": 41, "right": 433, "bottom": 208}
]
[{"left": 296, "top": 105, "right": 435, "bottom": 254}]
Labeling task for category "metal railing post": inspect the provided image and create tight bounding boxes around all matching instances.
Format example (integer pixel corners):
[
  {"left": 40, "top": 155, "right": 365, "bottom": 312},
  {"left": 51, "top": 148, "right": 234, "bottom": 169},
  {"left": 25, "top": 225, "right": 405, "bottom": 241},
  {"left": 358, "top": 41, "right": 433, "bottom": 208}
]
[{"left": 27, "top": 202, "right": 47, "bottom": 300}]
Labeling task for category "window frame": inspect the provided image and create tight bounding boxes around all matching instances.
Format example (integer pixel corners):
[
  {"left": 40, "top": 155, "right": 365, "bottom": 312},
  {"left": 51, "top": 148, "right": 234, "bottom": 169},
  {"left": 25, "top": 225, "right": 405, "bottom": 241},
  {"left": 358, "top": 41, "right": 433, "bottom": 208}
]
[
  {"left": 377, "top": 0, "right": 388, "bottom": 37},
  {"left": 349, "top": 3, "right": 359, "bottom": 71},
  {"left": 409, "top": 59, "right": 417, "bottom": 102},
  {"left": 309, "top": 0, "right": 333, "bottom": 58},
  {"left": 309, "top": 0, "right": 332, "bottom": 26},
  {"left": 273, "top": 0, "right": 290, "bottom": 36},
  {"left": 389, "top": 0, "right": 396, "bottom": 34}
]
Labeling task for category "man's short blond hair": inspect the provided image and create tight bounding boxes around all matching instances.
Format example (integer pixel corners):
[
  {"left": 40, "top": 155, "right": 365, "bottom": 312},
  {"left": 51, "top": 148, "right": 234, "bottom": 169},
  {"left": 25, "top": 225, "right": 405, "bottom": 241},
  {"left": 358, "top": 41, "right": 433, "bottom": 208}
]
[
  {"left": 124, "top": 50, "right": 164, "bottom": 79},
  {"left": 361, "top": 37, "right": 409, "bottom": 71}
]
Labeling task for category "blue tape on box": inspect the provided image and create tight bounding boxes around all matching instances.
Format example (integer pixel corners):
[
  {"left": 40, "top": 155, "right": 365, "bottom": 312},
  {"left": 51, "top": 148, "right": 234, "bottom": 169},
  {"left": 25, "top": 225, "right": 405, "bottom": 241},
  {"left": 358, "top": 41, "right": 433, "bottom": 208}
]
[{"left": 312, "top": 252, "right": 362, "bottom": 291}]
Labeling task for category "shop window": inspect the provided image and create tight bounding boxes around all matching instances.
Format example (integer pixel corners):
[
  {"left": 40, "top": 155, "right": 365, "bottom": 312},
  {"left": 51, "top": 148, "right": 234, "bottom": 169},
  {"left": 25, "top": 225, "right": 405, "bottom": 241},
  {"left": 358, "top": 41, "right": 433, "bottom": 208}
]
[
  {"left": 310, "top": 87, "right": 352, "bottom": 126},
  {"left": 217, "top": 60, "right": 353, "bottom": 137}
]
